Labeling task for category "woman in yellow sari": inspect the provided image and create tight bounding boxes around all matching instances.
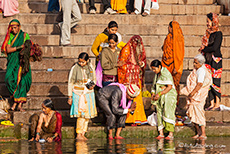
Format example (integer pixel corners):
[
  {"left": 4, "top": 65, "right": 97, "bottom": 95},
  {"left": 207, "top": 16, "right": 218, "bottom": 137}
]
[
  {"left": 161, "top": 21, "right": 184, "bottom": 103},
  {"left": 118, "top": 35, "right": 147, "bottom": 125},
  {"left": 110, "top": 0, "right": 127, "bottom": 14}
]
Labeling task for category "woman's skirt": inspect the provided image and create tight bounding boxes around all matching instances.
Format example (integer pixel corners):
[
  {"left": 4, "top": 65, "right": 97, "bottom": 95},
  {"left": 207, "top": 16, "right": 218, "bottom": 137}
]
[{"left": 70, "top": 91, "right": 97, "bottom": 119}]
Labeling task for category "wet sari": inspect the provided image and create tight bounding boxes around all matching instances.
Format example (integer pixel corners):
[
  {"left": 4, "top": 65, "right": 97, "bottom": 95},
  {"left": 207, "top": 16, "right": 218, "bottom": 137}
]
[
  {"left": 161, "top": 21, "right": 184, "bottom": 102},
  {"left": 1, "top": 19, "right": 32, "bottom": 104},
  {"left": 118, "top": 35, "right": 147, "bottom": 124}
]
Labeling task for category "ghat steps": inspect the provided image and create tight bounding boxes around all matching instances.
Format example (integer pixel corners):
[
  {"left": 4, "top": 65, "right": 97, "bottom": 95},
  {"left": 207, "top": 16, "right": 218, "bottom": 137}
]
[{"left": 0, "top": 0, "right": 230, "bottom": 124}]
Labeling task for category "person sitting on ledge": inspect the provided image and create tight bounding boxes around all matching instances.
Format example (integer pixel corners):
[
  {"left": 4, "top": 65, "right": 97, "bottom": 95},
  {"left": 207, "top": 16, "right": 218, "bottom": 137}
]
[
  {"left": 96, "top": 83, "right": 138, "bottom": 139},
  {"left": 29, "top": 99, "right": 62, "bottom": 142}
]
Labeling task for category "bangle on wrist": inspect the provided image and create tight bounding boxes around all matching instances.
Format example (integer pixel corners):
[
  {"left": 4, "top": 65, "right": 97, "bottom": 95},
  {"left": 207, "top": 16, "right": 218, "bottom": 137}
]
[
  {"left": 52, "top": 135, "right": 56, "bottom": 139},
  {"left": 36, "top": 132, "right": 40, "bottom": 136},
  {"left": 158, "top": 92, "right": 162, "bottom": 97}
]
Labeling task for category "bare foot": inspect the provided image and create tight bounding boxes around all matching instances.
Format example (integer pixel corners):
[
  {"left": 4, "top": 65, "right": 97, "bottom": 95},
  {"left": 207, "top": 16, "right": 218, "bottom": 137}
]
[
  {"left": 191, "top": 134, "right": 199, "bottom": 139},
  {"left": 29, "top": 138, "right": 35, "bottom": 142},
  {"left": 76, "top": 135, "right": 85, "bottom": 140},
  {"left": 82, "top": 136, "right": 88, "bottom": 140},
  {"left": 18, "top": 107, "right": 25, "bottom": 112}
]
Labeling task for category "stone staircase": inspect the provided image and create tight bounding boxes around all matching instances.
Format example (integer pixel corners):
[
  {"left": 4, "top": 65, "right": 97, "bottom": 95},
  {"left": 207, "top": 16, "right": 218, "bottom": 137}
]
[{"left": 0, "top": 0, "right": 230, "bottom": 125}]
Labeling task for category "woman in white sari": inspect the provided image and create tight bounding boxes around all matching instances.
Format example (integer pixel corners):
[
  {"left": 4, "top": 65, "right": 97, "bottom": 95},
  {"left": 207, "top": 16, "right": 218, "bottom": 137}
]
[{"left": 181, "top": 54, "right": 212, "bottom": 140}]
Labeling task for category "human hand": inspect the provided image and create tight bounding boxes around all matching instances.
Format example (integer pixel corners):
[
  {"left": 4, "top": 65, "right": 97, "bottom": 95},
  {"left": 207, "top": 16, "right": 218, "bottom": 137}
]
[
  {"left": 138, "top": 61, "right": 144, "bottom": 67},
  {"left": 47, "top": 137, "right": 53, "bottom": 143},
  {"left": 68, "top": 98, "right": 72, "bottom": 105},
  {"left": 188, "top": 92, "right": 194, "bottom": 100},
  {"left": 151, "top": 93, "right": 155, "bottom": 100},
  {"left": 88, "top": 85, "right": 95, "bottom": 90},
  {"left": 130, "top": 102, "right": 136, "bottom": 111},
  {"left": 153, "top": 94, "right": 160, "bottom": 101},
  {"left": 172, "top": 68, "right": 177, "bottom": 75},
  {"left": 35, "top": 134, "right": 40, "bottom": 141},
  {"left": 117, "top": 61, "right": 125, "bottom": 67}
]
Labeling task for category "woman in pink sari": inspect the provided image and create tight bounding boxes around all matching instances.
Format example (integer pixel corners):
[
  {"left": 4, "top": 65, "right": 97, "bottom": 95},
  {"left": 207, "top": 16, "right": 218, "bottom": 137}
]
[
  {"left": 181, "top": 54, "right": 212, "bottom": 140},
  {"left": 0, "top": 0, "right": 19, "bottom": 17}
]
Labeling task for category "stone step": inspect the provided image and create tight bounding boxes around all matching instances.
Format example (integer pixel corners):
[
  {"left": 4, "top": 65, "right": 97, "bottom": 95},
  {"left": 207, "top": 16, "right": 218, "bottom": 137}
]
[
  {"left": 1, "top": 14, "right": 229, "bottom": 26},
  {"left": 12, "top": 107, "right": 230, "bottom": 126},
  {"left": 1, "top": 23, "right": 229, "bottom": 36},
  {"left": 18, "top": 2, "right": 221, "bottom": 15},
  {"left": 4, "top": 93, "right": 230, "bottom": 111},
  {"left": 1, "top": 35, "right": 230, "bottom": 48},
  {"left": 1, "top": 46, "right": 230, "bottom": 61},
  {"left": 1, "top": 81, "right": 230, "bottom": 97},
  {"left": 18, "top": 0, "right": 215, "bottom": 5},
  {"left": 0, "top": 69, "right": 230, "bottom": 85},
  {"left": 1, "top": 49, "right": 230, "bottom": 70}
]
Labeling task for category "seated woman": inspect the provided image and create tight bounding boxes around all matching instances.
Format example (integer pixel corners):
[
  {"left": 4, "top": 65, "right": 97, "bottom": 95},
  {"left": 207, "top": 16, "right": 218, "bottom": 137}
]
[
  {"left": 29, "top": 99, "right": 62, "bottom": 142},
  {"left": 181, "top": 54, "right": 212, "bottom": 140},
  {"left": 101, "top": 34, "right": 122, "bottom": 87},
  {"left": 150, "top": 60, "right": 177, "bottom": 140}
]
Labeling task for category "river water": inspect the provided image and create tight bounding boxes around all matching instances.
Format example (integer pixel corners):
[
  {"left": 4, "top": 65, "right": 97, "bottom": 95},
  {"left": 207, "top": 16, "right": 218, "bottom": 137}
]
[{"left": 0, "top": 137, "right": 229, "bottom": 153}]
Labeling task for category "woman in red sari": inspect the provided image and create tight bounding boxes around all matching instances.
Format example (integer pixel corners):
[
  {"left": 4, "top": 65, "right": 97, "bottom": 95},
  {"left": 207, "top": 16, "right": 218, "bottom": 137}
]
[
  {"left": 29, "top": 99, "right": 62, "bottom": 142},
  {"left": 118, "top": 35, "right": 147, "bottom": 125}
]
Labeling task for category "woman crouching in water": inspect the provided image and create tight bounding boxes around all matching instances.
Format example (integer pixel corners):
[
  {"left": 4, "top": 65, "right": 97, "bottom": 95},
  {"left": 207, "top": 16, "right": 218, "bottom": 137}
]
[{"left": 29, "top": 99, "right": 62, "bottom": 142}]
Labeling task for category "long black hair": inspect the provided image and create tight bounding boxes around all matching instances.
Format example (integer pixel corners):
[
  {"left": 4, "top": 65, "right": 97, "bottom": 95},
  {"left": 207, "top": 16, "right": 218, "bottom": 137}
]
[
  {"left": 150, "top": 59, "right": 162, "bottom": 68},
  {"left": 43, "top": 99, "right": 55, "bottom": 110}
]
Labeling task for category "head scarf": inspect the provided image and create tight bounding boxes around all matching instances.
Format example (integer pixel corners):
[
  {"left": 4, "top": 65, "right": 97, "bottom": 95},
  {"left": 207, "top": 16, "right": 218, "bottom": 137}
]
[
  {"left": 199, "top": 13, "right": 219, "bottom": 52},
  {"left": 1, "top": 19, "right": 21, "bottom": 55},
  {"left": 118, "top": 35, "right": 146, "bottom": 87}
]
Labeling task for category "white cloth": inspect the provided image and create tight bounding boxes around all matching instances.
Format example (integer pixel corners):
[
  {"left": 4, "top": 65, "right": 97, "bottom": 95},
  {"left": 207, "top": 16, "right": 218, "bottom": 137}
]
[
  {"left": 220, "top": 105, "right": 230, "bottom": 111},
  {"left": 134, "top": 0, "right": 151, "bottom": 15},
  {"left": 61, "top": 0, "right": 82, "bottom": 45},
  {"left": 196, "top": 65, "right": 206, "bottom": 83},
  {"left": 147, "top": 112, "right": 158, "bottom": 126}
]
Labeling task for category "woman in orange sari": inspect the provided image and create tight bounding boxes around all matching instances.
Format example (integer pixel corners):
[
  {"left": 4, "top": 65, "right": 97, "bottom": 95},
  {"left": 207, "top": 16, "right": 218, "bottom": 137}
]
[
  {"left": 161, "top": 21, "right": 184, "bottom": 103},
  {"left": 118, "top": 35, "right": 147, "bottom": 125}
]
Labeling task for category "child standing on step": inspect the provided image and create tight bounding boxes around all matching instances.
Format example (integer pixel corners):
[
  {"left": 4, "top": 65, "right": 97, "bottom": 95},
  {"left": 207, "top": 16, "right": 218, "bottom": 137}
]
[
  {"left": 101, "top": 34, "right": 124, "bottom": 87},
  {"left": 68, "top": 52, "right": 97, "bottom": 140}
]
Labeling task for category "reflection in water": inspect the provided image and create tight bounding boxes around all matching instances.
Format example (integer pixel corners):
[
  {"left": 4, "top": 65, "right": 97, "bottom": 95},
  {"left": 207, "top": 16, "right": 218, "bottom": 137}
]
[
  {"left": 0, "top": 137, "right": 228, "bottom": 153},
  {"left": 75, "top": 141, "right": 89, "bottom": 154}
]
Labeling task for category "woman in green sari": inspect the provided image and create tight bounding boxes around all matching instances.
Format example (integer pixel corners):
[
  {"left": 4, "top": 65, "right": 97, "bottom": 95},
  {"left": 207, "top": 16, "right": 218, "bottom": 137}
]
[
  {"left": 1, "top": 19, "right": 32, "bottom": 111},
  {"left": 150, "top": 60, "right": 177, "bottom": 140}
]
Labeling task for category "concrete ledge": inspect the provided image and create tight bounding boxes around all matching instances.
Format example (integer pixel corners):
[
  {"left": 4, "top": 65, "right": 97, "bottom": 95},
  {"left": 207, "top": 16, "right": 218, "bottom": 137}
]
[{"left": 1, "top": 124, "right": 230, "bottom": 140}]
